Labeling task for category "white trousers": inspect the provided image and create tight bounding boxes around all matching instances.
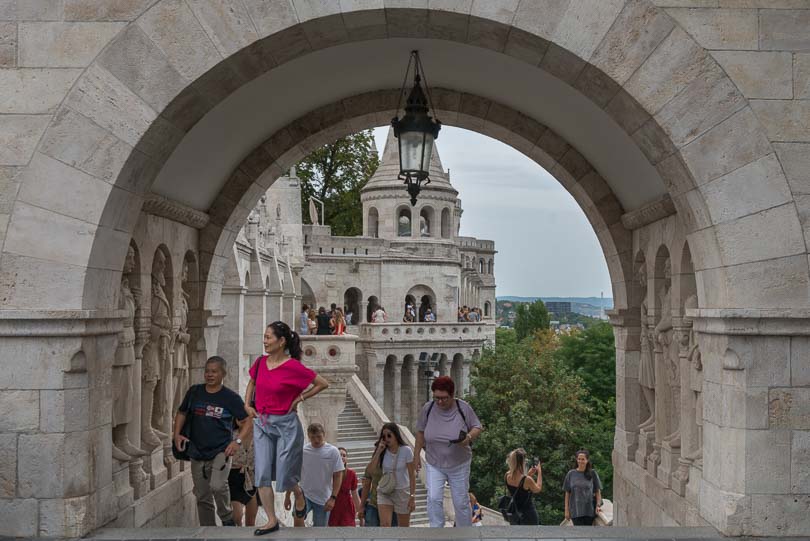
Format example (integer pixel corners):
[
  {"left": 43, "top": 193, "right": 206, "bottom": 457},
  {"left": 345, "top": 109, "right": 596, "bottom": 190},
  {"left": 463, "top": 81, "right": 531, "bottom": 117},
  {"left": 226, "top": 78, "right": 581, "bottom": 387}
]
[{"left": 425, "top": 460, "right": 472, "bottom": 527}]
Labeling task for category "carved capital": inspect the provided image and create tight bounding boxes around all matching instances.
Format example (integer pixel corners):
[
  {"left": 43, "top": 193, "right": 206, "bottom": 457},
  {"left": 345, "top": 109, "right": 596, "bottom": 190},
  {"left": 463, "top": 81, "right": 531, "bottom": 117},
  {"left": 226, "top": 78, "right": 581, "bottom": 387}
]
[
  {"left": 621, "top": 194, "right": 676, "bottom": 230},
  {"left": 143, "top": 194, "right": 210, "bottom": 229}
]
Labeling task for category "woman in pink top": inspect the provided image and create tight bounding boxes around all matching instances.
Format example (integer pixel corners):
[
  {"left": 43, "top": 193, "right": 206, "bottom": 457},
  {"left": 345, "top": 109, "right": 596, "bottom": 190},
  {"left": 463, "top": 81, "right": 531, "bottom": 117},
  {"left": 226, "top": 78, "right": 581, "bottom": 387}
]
[{"left": 245, "top": 321, "right": 329, "bottom": 535}]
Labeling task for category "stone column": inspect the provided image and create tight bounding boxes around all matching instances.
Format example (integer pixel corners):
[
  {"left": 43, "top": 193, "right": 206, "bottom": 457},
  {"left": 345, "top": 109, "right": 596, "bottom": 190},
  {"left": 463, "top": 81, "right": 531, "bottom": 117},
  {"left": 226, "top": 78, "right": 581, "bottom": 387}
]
[
  {"left": 360, "top": 301, "right": 368, "bottom": 323},
  {"left": 407, "top": 361, "right": 419, "bottom": 428},
  {"left": 282, "top": 292, "right": 296, "bottom": 328},
  {"left": 392, "top": 360, "right": 402, "bottom": 423},
  {"left": 658, "top": 318, "right": 685, "bottom": 488},
  {"left": 608, "top": 310, "right": 641, "bottom": 462},
  {"left": 267, "top": 291, "right": 283, "bottom": 323},
  {"left": 0, "top": 312, "right": 122, "bottom": 537},
  {"left": 243, "top": 288, "right": 267, "bottom": 391},
  {"left": 219, "top": 285, "right": 246, "bottom": 391}
]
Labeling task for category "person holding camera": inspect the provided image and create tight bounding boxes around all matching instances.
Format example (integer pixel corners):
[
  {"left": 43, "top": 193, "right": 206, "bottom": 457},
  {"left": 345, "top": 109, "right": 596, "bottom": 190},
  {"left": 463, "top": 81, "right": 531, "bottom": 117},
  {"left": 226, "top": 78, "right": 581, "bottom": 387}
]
[
  {"left": 413, "top": 376, "right": 483, "bottom": 527},
  {"left": 564, "top": 449, "right": 603, "bottom": 526},
  {"left": 501, "top": 448, "right": 542, "bottom": 525}
]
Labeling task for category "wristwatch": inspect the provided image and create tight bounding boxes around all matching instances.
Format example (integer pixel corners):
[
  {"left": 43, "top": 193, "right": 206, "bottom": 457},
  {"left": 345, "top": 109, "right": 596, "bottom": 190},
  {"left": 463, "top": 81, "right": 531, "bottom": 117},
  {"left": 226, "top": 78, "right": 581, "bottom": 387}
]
[
  {"left": 328, "top": 495, "right": 336, "bottom": 501},
  {"left": 235, "top": 438, "right": 242, "bottom": 445}
]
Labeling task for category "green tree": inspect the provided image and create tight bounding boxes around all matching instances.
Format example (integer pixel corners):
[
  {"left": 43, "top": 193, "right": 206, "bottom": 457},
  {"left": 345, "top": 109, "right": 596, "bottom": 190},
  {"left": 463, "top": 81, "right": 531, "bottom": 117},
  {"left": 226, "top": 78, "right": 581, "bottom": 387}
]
[
  {"left": 553, "top": 321, "right": 616, "bottom": 499},
  {"left": 467, "top": 333, "right": 591, "bottom": 525},
  {"left": 554, "top": 321, "right": 616, "bottom": 404},
  {"left": 296, "top": 130, "right": 379, "bottom": 236},
  {"left": 514, "top": 299, "right": 550, "bottom": 341}
]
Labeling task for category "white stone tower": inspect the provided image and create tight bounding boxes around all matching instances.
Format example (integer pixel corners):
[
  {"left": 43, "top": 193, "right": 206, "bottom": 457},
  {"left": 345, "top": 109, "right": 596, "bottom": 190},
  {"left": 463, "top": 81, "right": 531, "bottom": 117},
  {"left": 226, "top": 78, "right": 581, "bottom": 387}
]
[{"left": 361, "top": 129, "right": 459, "bottom": 241}]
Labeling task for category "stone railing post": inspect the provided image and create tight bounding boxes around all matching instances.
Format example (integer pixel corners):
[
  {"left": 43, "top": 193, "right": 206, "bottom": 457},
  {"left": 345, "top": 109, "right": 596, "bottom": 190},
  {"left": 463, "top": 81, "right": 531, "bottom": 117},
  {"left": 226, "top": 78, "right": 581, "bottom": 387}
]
[{"left": 298, "top": 335, "right": 358, "bottom": 443}]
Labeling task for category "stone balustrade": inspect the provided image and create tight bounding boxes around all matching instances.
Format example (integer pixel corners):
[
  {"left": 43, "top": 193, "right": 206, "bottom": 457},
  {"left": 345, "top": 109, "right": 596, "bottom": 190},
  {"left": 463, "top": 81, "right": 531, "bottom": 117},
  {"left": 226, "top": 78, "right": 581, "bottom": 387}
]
[{"left": 358, "top": 321, "right": 495, "bottom": 342}]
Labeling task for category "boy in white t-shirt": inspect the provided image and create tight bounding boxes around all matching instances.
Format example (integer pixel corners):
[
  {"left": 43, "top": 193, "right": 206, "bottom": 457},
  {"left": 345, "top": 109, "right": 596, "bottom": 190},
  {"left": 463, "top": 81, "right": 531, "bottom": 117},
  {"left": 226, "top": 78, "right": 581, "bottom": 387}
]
[{"left": 286, "top": 423, "right": 344, "bottom": 527}]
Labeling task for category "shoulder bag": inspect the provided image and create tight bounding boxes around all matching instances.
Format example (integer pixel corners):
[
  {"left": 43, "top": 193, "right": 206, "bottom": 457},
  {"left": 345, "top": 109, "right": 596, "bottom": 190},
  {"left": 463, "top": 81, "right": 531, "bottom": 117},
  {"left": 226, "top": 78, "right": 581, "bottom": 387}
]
[{"left": 376, "top": 448, "right": 400, "bottom": 496}]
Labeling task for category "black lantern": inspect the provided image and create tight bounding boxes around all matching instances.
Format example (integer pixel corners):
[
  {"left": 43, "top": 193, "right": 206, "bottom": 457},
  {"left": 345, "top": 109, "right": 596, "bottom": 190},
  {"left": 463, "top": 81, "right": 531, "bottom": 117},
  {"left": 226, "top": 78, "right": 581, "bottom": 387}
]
[{"left": 392, "top": 51, "right": 441, "bottom": 206}]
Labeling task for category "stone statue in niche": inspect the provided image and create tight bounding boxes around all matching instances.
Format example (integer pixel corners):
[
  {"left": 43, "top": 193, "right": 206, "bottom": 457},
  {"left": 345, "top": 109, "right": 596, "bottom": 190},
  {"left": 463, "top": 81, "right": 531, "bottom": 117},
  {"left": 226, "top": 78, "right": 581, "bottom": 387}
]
[
  {"left": 654, "top": 262, "right": 680, "bottom": 448},
  {"left": 637, "top": 263, "right": 655, "bottom": 433},
  {"left": 172, "top": 259, "right": 191, "bottom": 413},
  {"left": 112, "top": 244, "right": 148, "bottom": 462},
  {"left": 141, "top": 250, "right": 173, "bottom": 451}
]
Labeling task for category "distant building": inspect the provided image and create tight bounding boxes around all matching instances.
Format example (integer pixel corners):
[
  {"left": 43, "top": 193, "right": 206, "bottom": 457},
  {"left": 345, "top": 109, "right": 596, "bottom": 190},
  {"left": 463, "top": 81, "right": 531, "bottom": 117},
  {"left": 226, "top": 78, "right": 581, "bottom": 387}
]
[{"left": 545, "top": 301, "right": 572, "bottom": 315}]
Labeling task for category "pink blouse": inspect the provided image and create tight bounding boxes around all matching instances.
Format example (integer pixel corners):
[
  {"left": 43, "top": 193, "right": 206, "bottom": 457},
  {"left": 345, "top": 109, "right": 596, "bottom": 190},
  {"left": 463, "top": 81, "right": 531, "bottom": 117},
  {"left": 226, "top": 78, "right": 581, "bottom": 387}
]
[{"left": 249, "top": 356, "right": 316, "bottom": 415}]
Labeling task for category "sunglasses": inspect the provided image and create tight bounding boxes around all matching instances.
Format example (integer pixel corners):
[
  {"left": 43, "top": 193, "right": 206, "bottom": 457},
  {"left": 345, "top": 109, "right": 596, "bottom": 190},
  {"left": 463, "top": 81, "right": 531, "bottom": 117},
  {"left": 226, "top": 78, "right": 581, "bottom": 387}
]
[{"left": 383, "top": 433, "right": 395, "bottom": 439}]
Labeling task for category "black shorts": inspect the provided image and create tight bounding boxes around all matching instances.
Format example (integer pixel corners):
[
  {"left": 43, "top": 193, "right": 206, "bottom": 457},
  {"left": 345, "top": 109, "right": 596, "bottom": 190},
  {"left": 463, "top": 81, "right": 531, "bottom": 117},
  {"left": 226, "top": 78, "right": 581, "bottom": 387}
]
[{"left": 228, "top": 469, "right": 257, "bottom": 505}]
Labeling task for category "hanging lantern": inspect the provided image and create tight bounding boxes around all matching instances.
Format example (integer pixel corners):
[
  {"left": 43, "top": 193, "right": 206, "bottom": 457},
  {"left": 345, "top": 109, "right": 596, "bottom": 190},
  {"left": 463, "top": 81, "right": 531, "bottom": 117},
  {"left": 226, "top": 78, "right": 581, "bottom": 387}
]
[{"left": 391, "top": 51, "right": 441, "bottom": 206}]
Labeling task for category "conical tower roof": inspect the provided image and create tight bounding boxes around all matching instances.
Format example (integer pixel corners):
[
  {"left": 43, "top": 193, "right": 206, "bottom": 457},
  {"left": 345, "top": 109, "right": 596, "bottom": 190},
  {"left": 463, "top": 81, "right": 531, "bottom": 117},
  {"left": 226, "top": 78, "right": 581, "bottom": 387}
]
[{"left": 362, "top": 128, "right": 456, "bottom": 194}]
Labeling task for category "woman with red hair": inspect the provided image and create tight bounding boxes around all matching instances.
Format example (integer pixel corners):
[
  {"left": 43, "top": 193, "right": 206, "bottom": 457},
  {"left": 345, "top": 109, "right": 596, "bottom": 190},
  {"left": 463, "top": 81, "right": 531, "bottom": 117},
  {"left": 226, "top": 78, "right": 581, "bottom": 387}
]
[{"left": 413, "top": 376, "right": 483, "bottom": 528}]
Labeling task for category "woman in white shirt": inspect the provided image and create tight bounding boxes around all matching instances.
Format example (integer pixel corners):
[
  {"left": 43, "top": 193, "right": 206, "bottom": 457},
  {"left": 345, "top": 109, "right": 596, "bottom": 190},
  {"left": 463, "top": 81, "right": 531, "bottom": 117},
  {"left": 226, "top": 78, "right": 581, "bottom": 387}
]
[{"left": 368, "top": 422, "right": 416, "bottom": 527}]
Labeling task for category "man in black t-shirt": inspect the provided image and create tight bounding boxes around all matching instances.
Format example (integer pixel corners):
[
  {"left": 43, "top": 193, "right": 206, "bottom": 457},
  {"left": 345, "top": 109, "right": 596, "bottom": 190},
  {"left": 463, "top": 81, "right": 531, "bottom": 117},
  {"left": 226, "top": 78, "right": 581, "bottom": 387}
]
[{"left": 174, "top": 356, "right": 250, "bottom": 526}]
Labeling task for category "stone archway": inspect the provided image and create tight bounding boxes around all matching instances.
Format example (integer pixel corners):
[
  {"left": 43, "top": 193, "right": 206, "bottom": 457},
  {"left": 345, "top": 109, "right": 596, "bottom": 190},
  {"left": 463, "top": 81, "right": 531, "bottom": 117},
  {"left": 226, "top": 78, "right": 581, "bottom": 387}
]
[{"left": 0, "top": 2, "right": 807, "bottom": 537}]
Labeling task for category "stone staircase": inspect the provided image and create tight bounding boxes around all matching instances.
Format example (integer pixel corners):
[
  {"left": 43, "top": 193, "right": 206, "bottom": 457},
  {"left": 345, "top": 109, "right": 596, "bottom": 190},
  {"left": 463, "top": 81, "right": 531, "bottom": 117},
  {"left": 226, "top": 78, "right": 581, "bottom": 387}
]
[{"left": 337, "top": 395, "right": 430, "bottom": 526}]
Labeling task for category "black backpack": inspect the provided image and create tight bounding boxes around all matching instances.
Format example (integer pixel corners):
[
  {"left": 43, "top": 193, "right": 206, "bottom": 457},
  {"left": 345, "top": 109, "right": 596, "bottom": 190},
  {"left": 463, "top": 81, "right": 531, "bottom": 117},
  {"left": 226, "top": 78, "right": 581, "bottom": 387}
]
[
  {"left": 498, "top": 475, "right": 526, "bottom": 525},
  {"left": 425, "top": 399, "right": 472, "bottom": 445}
]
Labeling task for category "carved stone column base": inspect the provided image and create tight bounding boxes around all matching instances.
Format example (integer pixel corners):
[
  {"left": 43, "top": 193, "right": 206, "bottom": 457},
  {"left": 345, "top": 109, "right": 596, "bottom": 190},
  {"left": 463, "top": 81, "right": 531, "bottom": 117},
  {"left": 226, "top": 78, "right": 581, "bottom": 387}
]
[
  {"left": 657, "top": 441, "right": 681, "bottom": 488},
  {"left": 113, "top": 458, "right": 134, "bottom": 511},
  {"left": 164, "top": 444, "right": 180, "bottom": 479},
  {"left": 671, "top": 458, "right": 691, "bottom": 496},
  {"left": 142, "top": 447, "right": 168, "bottom": 490},
  {"left": 635, "top": 431, "right": 654, "bottom": 465},
  {"left": 129, "top": 459, "right": 151, "bottom": 500},
  {"left": 686, "top": 461, "right": 702, "bottom": 505}
]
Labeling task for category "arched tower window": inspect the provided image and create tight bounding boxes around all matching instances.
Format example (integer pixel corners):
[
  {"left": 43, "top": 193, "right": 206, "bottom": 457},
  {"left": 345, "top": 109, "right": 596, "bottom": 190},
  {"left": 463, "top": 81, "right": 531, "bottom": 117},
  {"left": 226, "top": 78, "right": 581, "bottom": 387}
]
[
  {"left": 484, "top": 301, "right": 491, "bottom": 317},
  {"left": 397, "top": 208, "right": 411, "bottom": 237},
  {"left": 367, "top": 207, "right": 379, "bottom": 238},
  {"left": 420, "top": 206, "right": 434, "bottom": 237},
  {"left": 479, "top": 258, "right": 484, "bottom": 274},
  {"left": 441, "top": 208, "right": 451, "bottom": 238},
  {"left": 488, "top": 259, "right": 493, "bottom": 274}
]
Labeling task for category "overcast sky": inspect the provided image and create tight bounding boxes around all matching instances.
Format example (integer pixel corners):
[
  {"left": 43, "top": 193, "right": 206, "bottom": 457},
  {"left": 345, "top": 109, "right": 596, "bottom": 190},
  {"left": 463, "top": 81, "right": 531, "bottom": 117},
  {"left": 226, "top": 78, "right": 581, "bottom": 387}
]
[{"left": 372, "top": 126, "right": 612, "bottom": 299}]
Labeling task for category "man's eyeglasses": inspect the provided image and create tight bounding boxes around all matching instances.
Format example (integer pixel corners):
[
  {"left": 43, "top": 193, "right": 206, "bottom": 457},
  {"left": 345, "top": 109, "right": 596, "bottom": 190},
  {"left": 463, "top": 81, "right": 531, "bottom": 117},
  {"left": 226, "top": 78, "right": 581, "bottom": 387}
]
[{"left": 433, "top": 395, "right": 451, "bottom": 402}]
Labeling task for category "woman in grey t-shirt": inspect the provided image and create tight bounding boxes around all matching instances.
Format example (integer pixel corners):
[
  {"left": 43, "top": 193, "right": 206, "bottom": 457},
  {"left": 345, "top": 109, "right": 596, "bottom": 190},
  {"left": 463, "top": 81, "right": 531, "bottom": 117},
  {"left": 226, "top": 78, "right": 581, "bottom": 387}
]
[{"left": 563, "top": 449, "right": 603, "bottom": 526}]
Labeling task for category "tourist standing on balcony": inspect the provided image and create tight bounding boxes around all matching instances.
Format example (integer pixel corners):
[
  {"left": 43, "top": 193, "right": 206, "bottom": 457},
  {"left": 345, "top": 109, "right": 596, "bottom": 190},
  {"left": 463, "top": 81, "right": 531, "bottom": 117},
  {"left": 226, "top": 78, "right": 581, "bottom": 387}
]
[
  {"left": 299, "top": 304, "right": 310, "bottom": 335},
  {"left": 245, "top": 322, "right": 330, "bottom": 535},
  {"left": 333, "top": 309, "right": 347, "bottom": 336},
  {"left": 372, "top": 305, "right": 387, "bottom": 323},
  {"left": 373, "top": 423, "right": 416, "bottom": 527},
  {"left": 503, "top": 448, "right": 542, "bottom": 525},
  {"left": 424, "top": 308, "right": 436, "bottom": 322},
  {"left": 286, "top": 422, "right": 344, "bottom": 527},
  {"left": 563, "top": 449, "right": 603, "bottom": 526},
  {"left": 328, "top": 447, "right": 361, "bottom": 526},
  {"left": 307, "top": 308, "right": 318, "bottom": 334},
  {"left": 316, "top": 306, "right": 332, "bottom": 335},
  {"left": 414, "top": 376, "right": 483, "bottom": 528},
  {"left": 173, "top": 356, "right": 251, "bottom": 527}
]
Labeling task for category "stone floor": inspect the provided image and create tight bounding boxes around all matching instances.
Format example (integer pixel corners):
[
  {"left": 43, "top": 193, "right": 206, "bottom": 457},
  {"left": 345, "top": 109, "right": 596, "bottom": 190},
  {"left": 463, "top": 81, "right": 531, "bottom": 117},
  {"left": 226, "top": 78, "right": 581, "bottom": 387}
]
[{"left": 72, "top": 526, "right": 806, "bottom": 541}]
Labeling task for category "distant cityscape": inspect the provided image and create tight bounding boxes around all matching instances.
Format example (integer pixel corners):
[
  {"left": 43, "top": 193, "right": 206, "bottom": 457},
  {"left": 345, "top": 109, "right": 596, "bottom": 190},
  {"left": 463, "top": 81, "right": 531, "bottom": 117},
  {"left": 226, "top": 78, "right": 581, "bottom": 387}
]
[{"left": 495, "top": 296, "right": 614, "bottom": 329}]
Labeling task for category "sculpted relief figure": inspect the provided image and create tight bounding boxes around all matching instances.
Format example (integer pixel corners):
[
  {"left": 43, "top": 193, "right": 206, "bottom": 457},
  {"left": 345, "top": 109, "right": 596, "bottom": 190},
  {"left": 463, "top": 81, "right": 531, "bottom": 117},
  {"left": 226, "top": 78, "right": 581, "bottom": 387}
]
[
  {"left": 637, "top": 263, "right": 655, "bottom": 433},
  {"left": 172, "top": 260, "right": 191, "bottom": 413},
  {"left": 141, "top": 250, "right": 173, "bottom": 451},
  {"left": 112, "top": 245, "right": 148, "bottom": 462},
  {"left": 654, "top": 262, "right": 680, "bottom": 448},
  {"left": 684, "top": 294, "right": 703, "bottom": 464}
]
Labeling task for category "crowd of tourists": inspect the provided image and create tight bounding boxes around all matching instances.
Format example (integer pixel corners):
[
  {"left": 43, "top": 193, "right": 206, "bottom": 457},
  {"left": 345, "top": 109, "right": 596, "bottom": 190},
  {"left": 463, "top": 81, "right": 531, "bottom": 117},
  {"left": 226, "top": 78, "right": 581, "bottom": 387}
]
[
  {"left": 457, "top": 306, "right": 483, "bottom": 322},
  {"left": 299, "top": 304, "right": 349, "bottom": 336},
  {"left": 172, "top": 321, "right": 603, "bottom": 532}
]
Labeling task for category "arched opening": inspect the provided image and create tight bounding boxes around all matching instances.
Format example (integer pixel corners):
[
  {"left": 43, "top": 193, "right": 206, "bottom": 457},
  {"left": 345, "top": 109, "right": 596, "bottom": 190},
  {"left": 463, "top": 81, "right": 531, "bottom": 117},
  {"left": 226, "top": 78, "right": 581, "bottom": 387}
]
[
  {"left": 441, "top": 207, "right": 452, "bottom": 238},
  {"left": 419, "top": 206, "right": 434, "bottom": 237},
  {"left": 407, "top": 285, "right": 437, "bottom": 322},
  {"left": 397, "top": 207, "right": 412, "bottom": 237},
  {"left": 367, "top": 207, "right": 379, "bottom": 238},
  {"left": 367, "top": 295, "right": 380, "bottom": 323},
  {"left": 484, "top": 301, "right": 491, "bottom": 318},
  {"left": 343, "top": 287, "right": 362, "bottom": 325},
  {"left": 487, "top": 259, "right": 493, "bottom": 275},
  {"left": 8, "top": 3, "right": 800, "bottom": 535},
  {"left": 479, "top": 258, "right": 484, "bottom": 274},
  {"left": 300, "top": 278, "right": 316, "bottom": 312}
]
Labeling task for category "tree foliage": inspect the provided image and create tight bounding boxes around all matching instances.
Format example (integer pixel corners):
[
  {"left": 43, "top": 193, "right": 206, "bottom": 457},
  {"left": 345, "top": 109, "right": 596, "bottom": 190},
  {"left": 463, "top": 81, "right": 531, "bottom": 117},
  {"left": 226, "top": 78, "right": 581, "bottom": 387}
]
[
  {"left": 467, "top": 328, "right": 590, "bottom": 525},
  {"left": 513, "top": 299, "right": 550, "bottom": 341},
  {"left": 554, "top": 321, "right": 616, "bottom": 404},
  {"left": 467, "top": 325, "right": 616, "bottom": 524},
  {"left": 296, "top": 130, "right": 379, "bottom": 236}
]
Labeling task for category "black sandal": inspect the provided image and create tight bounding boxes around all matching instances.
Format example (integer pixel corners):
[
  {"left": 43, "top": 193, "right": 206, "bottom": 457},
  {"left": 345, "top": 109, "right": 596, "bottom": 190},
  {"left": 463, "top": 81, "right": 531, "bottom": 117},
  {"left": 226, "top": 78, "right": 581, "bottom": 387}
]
[
  {"left": 253, "top": 522, "right": 279, "bottom": 536},
  {"left": 294, "top": 493, "right": 307, "bottom": 518}
]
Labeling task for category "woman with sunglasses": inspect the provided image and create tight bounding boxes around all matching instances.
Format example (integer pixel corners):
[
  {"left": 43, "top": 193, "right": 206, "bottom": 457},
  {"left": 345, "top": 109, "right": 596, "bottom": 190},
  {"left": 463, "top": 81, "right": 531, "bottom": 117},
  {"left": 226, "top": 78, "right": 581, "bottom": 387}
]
[
  {"left": 414, "top": 376, "right": 483, "bottom": 528},
  {"left": 365, "top": 423, "right": 416, "bottom": 527}
]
